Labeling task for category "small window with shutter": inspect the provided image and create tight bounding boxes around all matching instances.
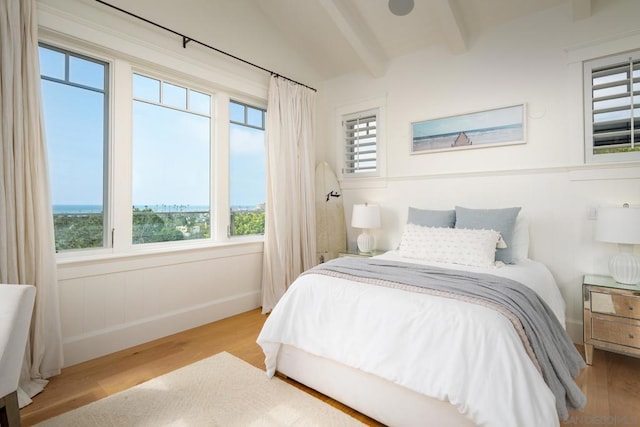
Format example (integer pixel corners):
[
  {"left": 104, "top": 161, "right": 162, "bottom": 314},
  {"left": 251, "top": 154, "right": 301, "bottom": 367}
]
[
  {"left": 343, "top": 110, "right": 378, "bottom": 176},
  {"left": 584, "top": 50, "right": 640, "bottom": 163}
]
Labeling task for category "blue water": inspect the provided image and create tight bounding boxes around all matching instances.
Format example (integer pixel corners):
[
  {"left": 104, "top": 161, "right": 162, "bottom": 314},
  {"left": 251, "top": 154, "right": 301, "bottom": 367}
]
[{"left": 53, "top": 204, "right": 103, "bottom": 214}]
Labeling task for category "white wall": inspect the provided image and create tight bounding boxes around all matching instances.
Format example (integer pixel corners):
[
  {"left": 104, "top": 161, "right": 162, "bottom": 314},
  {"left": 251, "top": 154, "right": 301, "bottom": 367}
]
[
  {"left": 58, "top": 243, "right": 263, "bottom": 366},
  {"left": 318, "top": 1, "right": 640, "bottom": 343},
  {"left": 36, "top": 0, "right": 321, "bottom": 367}
]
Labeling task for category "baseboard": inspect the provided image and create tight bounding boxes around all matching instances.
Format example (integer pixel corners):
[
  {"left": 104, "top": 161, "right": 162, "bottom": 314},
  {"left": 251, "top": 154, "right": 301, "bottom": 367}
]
[{"left": 62, "top": 291, "right": 261, "bottom": 367}]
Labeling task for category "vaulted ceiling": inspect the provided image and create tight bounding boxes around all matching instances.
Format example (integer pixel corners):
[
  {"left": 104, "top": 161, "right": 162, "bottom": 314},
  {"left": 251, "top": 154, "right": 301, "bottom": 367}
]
[
  {"left": 98, "top": 0, "right": 593, "bottom": 81},
  {"left": 254, "top": 0, "right": 592, "bottom": 79}
]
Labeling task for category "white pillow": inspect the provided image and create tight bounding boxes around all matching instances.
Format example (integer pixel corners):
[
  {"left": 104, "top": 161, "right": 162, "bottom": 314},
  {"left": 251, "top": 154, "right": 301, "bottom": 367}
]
[{"left": 398, "top": 224, "right": 504, "bottom": 268}]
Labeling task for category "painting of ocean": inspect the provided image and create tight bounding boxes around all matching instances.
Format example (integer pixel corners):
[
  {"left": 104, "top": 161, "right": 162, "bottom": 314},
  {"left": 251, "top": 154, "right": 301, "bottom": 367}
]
[{"left": 412, "top": 104, "right": 525, "bottom": 153}]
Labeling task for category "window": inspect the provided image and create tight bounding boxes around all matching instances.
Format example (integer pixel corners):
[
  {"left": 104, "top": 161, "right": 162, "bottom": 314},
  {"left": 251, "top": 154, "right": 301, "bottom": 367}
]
[
  {"left": 229, "top": 101, "right": 266, "bottom": 236},
  {"left": 40, "top": 39, "right": 266, "bottom": 255},
  {"left": 584, "top": 50, "right": 640, "bottom": 163},
  {"left": 132, "top": 73, "right": 212, "bottom": 244},
  {"left": 39, "top": 44, "right": 109, "bottom": 251},
  {"left": 342, "top": 110, "right": 378, "bottom": 175}
]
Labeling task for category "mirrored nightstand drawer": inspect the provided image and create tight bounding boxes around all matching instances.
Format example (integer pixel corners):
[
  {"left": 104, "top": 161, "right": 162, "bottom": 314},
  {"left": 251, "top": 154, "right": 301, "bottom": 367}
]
[
  {"left": 591, "top": 318, "right": 640, "bottom": 349},
  {"left": 591, "top": 292, "right": 640, "bottom": 320}
]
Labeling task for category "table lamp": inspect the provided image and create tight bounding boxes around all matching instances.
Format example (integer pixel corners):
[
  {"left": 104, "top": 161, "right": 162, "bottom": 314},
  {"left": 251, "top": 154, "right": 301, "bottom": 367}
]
[
  {"left": 351, "top": 203, "right": 381, "bottom": 253},
  {"left": 595, "top": 203, "right": 640, "bottom": 285}
]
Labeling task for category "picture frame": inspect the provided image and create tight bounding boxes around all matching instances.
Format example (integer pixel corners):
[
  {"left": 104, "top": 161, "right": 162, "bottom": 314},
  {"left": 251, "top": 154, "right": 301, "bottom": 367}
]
[{"left": 411, "top": 104, "right": 526, "bottom": 154}]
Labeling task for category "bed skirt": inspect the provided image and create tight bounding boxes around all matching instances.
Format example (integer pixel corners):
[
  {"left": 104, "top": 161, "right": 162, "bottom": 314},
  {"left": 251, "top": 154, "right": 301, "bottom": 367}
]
[{"left": 276, "top": 344, "right": 477, "bottom": 427}]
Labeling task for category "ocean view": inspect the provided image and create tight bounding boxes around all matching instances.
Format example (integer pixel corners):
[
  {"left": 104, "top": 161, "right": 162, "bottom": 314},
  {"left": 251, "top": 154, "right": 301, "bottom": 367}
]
[
  {"left": 53, "top": 205, "right": 103, "bottom": 214},
  {"left": 53, "top": 204, "right": 260, "bottom": 214},
  {"left": 53, "top": 205, "right": 210, "bottom": 214}
]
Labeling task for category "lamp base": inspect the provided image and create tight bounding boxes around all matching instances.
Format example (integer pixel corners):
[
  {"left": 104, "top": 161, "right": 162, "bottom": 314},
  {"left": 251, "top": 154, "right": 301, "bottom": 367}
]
[
  {"left": 357, "top": 232, "right": 375, "bottom": 253},
  {"left": 609, "top": 252, "right": 640, "bottom": 285}
]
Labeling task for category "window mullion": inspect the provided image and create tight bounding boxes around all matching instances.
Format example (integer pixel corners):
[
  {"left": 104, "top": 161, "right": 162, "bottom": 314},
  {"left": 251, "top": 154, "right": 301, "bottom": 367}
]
[{"left": 630, "top": 60, "right": 636, "bottom": 149}]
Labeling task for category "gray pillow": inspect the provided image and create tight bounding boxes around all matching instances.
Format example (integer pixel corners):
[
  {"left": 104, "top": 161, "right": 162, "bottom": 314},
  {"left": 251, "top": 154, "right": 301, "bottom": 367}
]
[
  {"left": 454, "top": 206, "right": 522, "bottom": 264},
  {"left": 407, "top": 207, "right": 455, "bottom": 228}
]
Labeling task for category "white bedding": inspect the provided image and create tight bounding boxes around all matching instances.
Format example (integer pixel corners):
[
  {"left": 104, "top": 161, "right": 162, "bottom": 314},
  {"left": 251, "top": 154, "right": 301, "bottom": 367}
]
[{"left": 257, "top": 252, "right": 567, "bottom": 427}]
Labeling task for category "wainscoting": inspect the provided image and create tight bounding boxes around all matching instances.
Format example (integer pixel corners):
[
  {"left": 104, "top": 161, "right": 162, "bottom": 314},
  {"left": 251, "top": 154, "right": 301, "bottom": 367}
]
[{"left": 57, "top": 242, "right": 263, "bottom": 366}]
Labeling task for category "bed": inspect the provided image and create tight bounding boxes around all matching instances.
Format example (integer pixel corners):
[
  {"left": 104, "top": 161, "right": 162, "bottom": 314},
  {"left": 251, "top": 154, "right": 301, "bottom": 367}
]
[{"left": 257, "top": 207, "right": 586, "bottom": 426}]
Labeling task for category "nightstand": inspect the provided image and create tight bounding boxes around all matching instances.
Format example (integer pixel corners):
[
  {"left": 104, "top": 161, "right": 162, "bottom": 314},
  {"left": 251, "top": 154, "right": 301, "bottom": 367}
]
[
  {"left": 583, "top": 274, "right": 640, "bottom": 365},
  {"left": 338, "top": 249, "right": 386, "bottom": 258}
]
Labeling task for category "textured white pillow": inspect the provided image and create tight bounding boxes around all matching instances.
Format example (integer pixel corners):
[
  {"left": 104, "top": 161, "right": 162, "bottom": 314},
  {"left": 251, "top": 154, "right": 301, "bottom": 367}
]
[{"left": 398, "top": 224, "right": 503, "bottom": 268}]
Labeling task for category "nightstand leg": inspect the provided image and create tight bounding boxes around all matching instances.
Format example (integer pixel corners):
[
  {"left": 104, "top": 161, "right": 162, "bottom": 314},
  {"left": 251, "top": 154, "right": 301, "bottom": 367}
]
[{"left": 585, "top": 343, "right": 593, "bottom": 365}]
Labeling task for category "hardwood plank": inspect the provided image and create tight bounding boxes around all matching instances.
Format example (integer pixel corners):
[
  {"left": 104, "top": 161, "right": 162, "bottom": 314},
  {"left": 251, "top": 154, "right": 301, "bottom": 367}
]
[
  {"left": 20, "top": 308, "right": 640, "bottom": 426},
  {"left": 606, "top": 351, "right": 640, "bottom": 425},
  {"left": 561, "top": 347, "right": 640, "bottom": 427},
  {"left": 20, "top": 309, "right": 271, "bottom": 426}
]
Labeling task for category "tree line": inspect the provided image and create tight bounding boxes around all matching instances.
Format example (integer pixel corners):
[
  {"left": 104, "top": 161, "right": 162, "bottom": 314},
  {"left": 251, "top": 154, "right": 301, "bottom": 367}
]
[{"left": 54, "top": 207, "right": 264, "bottom": 251}]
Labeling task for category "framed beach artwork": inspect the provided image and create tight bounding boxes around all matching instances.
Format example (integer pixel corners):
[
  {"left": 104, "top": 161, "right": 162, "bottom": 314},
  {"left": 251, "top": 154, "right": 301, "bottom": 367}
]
[{"left": 411, "top": 104, "right": 526, "bottom": 154}]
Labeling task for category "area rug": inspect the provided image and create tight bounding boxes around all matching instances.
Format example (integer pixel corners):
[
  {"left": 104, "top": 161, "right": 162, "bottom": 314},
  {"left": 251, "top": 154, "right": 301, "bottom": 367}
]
[{"left": 36, "top": 352, "right": 365, "bottom": 426}]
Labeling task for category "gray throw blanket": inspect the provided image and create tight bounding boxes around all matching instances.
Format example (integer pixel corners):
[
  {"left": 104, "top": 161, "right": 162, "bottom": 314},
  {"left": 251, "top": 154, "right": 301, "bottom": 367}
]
[{"left": 307, "top": 257, "right": 586, "bottom": 420}]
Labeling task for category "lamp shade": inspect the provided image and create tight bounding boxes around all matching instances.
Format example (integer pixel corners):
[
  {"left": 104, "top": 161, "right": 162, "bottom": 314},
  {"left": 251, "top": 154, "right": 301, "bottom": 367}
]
[
  {"left": 595, "top": 206, "right": 640, "bottom": 244},
  {"left": 351, "top": 204, "right": 381, "bottom": 229},
  {"left": 595, "top": 205, "right": 640, "bottom": 285}
]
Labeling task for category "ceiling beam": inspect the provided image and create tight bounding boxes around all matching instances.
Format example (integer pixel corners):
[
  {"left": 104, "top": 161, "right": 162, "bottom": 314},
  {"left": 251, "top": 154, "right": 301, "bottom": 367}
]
[
  {"left": 433, "top": 0, "right": 468, "bottom": 54},
  {"left": 432, "top": 0, "right": 468, "bottom": 54},
  {"left": 571, "top": 0, "right": 592, "bottom": 20},
  {"left": 317, "top": 0, "right": 387, "bottom": 78}
]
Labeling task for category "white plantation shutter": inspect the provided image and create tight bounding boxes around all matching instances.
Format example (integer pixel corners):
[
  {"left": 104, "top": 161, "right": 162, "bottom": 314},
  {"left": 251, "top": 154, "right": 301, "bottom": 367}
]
[
  {"left": 343, "top": 110, "right": 378, "bottom": 175},
  {"left": 584, "top": 50, "right": 640, "bottom": 163}
]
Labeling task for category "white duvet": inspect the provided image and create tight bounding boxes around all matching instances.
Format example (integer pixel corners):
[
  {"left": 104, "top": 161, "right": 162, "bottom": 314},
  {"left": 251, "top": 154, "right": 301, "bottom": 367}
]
[{"left": 257, "top": 252, "right": 567, "bottom": 427}]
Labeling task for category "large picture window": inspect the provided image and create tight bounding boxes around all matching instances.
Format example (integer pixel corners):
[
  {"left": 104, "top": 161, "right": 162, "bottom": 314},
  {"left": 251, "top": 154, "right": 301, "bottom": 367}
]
[
  {"left": 39, "top": 39, "right": 264, "bottom": 255},
  {"left": 132, "top": 73, "right": 212, "bottom": 244},
  {"left": 584, "top": 50, "right": 640, "bottom": 163},
  {"left": 39, "top": 44, "right": 109, "bottom": 251}
]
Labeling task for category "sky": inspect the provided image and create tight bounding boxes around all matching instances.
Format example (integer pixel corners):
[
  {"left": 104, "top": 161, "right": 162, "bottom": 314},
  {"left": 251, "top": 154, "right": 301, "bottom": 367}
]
[{"left": 39, "top": 45, "right": 265, "bottom": 211}]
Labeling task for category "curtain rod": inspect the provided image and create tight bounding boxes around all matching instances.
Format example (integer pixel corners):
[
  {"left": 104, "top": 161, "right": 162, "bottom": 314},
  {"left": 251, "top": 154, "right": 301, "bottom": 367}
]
[{"left": 94, "top": 0, "right": 317, "bottom": 92}]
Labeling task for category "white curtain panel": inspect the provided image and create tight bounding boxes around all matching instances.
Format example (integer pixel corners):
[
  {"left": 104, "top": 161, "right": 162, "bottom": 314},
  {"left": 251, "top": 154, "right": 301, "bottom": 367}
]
[
  {"left": 0, "top": 0, "right": 64, "bottom": 407},
  {"left": 261, "top": 75, "right": 317, "bottom": 313}
]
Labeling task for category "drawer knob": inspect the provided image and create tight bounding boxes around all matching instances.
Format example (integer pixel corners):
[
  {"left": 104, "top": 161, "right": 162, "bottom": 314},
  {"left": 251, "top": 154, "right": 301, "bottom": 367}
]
[
  {"left": 630, "top": 333, "right": 635, "bottom": 339},
  {"left": 629, "top": 306, "right": 634, "bottom": 311}
]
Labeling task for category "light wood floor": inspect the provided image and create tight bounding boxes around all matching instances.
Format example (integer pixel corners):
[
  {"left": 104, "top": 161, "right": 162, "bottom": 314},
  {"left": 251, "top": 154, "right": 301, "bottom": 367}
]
[{"left": 20, "top": 308, "right": 640, "bottom": 427}]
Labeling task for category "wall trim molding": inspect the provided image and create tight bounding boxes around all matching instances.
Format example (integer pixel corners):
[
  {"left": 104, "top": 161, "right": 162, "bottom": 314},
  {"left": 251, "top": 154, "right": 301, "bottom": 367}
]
[
  {"left": 340, "top": 162, "right": 639, "bottom": 189},
  {"left": 57, "top": 241, "right": 263, "bottom": 280}
]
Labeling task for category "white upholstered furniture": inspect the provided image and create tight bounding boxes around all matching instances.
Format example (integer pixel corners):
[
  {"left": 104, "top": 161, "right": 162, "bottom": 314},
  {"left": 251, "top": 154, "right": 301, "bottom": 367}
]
[{"left": 0, "top": 285, "right": 36, "bottom": 427}]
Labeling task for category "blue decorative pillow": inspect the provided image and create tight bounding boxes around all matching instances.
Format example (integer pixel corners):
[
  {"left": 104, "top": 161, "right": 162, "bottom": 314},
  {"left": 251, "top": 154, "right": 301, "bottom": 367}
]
[
  {"left": 407, "top": 207, "right": 455, "bottom": 228},
  {"left": 454, "top": 206, "right": 522, "bottom": 264}
]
